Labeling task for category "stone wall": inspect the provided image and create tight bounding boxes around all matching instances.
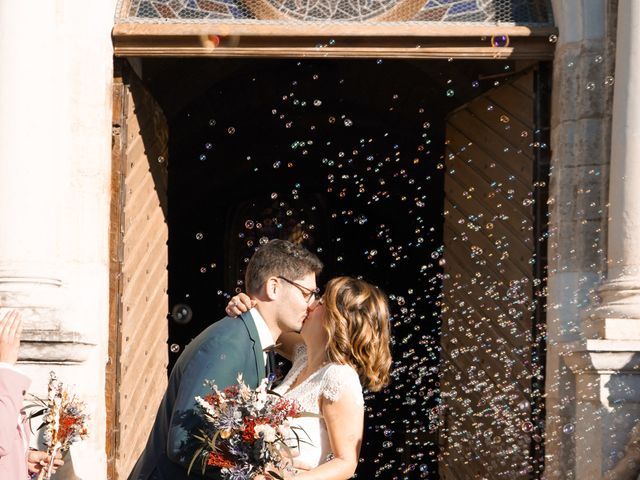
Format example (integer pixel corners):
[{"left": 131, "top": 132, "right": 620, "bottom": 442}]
[
  {"left": 0, "top": 1, "right": 118, "bottom": 478},
  {"left": 546, "top": 0, "right": 622, "bottom": 478}
]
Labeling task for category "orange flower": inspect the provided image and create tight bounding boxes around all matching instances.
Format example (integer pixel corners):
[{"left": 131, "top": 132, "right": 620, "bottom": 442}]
[
  {"left": 242, "top": 417, "right": 270, "bottom": 443},
  {"left": 58, "top": 414, "right": 78, "bottom": 441},
  {"left": 207, "top": 452, "right": 235, "bottom": 468}
]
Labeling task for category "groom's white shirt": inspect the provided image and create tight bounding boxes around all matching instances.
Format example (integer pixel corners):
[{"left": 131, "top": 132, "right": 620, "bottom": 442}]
[{"left": 249, "top": 307, "right": 275, "bottom": 364}]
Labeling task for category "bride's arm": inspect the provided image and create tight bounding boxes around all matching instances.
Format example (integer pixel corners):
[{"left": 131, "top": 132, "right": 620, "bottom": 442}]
[
  {"left": 293, "top": 391, "right": 364, "bottom": 480},
  {"left": 225, "top": 293, "right": 302, "bottom": 360}
]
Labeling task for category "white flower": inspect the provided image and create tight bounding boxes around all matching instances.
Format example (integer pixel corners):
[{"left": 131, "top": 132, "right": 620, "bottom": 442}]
[
  {"left": 195, "top": 396, "right": 218, "bottom": 419},
  {"left": 254, "top": 423, "right": 277, "bottom": 442},
  {"left": 255, "top": 378, "right": 269, "bottom": 409},
  {"left": 238, "top": 380, "right": 252, "bottom": 401}
]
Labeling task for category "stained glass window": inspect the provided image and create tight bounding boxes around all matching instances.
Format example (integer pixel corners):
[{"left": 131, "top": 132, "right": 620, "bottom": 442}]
[{"left": 116, "top": 0, "right": 553, "bottom": 25}]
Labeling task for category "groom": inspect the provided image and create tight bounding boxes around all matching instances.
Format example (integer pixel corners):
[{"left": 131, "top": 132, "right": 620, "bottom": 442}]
[{"left": 128, "top": 239, "right": 323, "bottom": 480}]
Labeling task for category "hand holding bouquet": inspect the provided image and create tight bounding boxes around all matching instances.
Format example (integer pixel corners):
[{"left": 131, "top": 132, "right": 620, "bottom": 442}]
[
  {"left": 189, "top": 374, "right": 311, "bottom": 479},
  {"left": 28, "top": 372, "right": 89, "bottom": 480}
]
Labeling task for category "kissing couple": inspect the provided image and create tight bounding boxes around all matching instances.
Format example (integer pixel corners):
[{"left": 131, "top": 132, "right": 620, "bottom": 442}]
[{"left": 129, "top": 239, "right": 392, "bottom": 480}]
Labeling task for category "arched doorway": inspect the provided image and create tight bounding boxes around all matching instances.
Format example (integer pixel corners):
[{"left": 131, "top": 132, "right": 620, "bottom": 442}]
[{"left": 108, "top": 2, "right": 554, "bottom": 478}]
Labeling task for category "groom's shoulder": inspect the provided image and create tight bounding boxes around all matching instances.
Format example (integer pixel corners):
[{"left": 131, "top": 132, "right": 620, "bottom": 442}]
[
  {"left": 177, "top": 315, "right": 252, "bottom": 367},
  {"left": 192, "top": 314, "right": 252, "bottom": 345}
]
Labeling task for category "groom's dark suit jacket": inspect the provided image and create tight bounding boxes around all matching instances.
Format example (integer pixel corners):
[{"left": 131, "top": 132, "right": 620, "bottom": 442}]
[{"left": 128, "top": 312, "right": 266, "bottom": 480}]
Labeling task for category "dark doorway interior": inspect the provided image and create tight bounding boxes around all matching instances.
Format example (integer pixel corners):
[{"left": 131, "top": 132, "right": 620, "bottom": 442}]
[{"left": 141, "top": 57, "right": 517, "bottom": 478}]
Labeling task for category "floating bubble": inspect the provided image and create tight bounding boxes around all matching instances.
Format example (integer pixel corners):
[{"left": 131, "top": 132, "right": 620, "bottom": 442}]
[
  {"left": 344, "top": 118, "right": 353, "bottom": 127},
  {"left": 594, "top": 55, "right": 603, "bottom": 64},
  {"left": 171, "top": 304, "right": 193, "bottom": 324},
  {"left": 259, "top": 236, "right": 269, "bottom": 245},
  {"left": 445, "top": 89, "right": 455, "bottom": 97},
  {"left": 313, "top": 99, "right": 322, "bottom": 106},
  {"left": 170, "top": 344, "right": 180, "bottom": 353},
  {"left": 491, "top": 35, "right": 510, "bottom": 48},
  {"left": 271, "top": 192, "right": 278, "bottom": 199},
  {"left": 548, "top": 34, "right": 558, "bottom": 43},
  {"left": 586, "top": 82, "right": 596, "bottom": 91},
  {"left": 195, "top": 232, "right": 204, "bottom": 240},
  {"left": 157, "top": 156, "right": 165, "bottom": 163},
  {"left": 273, "top": 161, "right": 281, "bottom": 169},
  {"left": 472, "top": 80, "right": 480, "bottom": 88},
  {"left": 521, "top": 421, "right": 534, "bottom": 432},
  {"left": 500, "top": 115, "right": 510, "bottom": 123},
  {"left": 208, "top": 119, "right": 216, "bottom": 126},
  {"left": 227, "top": 127, "right": 235, "bottom": 134},
  {"left": 245, "top": 220, "right": 255, "bottom": 229},
  {"left": 563, "top": 423, "right": 575, "bottom": 434},
  {"left": 199, "top": 154, "right": 207, "bottom": 161},
  {"left": 205, "top": 143, "right": 213, "bottom": 150},
  {"left": 328, "top": 116, "right": 336, "bottom": 124},
  {"left": 604, "top": 76, "right": 615, "bottom": 86}
]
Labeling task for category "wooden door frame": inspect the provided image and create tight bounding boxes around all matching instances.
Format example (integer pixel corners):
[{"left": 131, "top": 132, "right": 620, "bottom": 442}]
[
  {"left": 113, "top": 0, "right": 556, "bottom": 59},
  {"left": 113, "top": 23, "right": 556, "bottom": 59},
  {"left": 107, "top": 62, "right": 127, "bottom": 480}
]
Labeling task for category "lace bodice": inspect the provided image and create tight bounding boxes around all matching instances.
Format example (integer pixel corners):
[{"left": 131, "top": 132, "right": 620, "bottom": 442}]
[{"left": 273, "top": 343, "right": 364, "bottom": 468}]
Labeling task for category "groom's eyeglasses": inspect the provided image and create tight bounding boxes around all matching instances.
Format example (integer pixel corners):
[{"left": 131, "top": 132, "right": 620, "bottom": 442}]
[{"left": 277, "top": 276, "right": 321, "bottom": 303}]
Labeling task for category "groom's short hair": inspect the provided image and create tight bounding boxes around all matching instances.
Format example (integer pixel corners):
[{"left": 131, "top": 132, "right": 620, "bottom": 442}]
[{"left": 245, "top": 239, "right": 323, "bottom": 295}]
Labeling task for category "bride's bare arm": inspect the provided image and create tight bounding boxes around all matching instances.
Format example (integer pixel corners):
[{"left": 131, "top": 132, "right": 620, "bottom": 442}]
[
  {"left": 225, "top": 293, "right": 303, "bottom": 360},
  {"left": 292, "top": 391, "right": 364, "bottom": 480}
]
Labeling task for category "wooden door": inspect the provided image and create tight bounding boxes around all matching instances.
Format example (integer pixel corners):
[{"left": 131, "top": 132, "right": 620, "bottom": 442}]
[
  {"left": 108, "top": 63, "right": 170, "bottom": 479},
  {"left": 439, "top": 70, "right": 545, "bottom": 479}
]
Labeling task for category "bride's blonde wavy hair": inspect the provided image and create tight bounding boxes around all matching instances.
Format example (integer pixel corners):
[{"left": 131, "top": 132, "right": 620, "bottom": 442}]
[{"left": 321, "top": 276, "right": 392, "bottom": 392}]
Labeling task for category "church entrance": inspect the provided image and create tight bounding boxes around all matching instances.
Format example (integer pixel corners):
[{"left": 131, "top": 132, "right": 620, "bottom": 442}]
[{"left": 109, "top": 55, "right": 550, "bottom": 479}]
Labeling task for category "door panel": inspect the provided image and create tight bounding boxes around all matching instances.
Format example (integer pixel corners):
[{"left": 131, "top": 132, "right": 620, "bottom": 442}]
[
  {"left": 108, "top": 64, "right": 169, "bottom": 479},
  {"left": 439, "top": 70, "right": 538, "bottom": 479}
]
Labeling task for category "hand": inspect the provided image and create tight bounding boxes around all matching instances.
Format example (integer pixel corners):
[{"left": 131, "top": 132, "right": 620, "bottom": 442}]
[
  {"left": 255, "top": 465, "right": 292, "bottom": 480},
  {"left": 225, "top": 293, "right": 255, "bottom": 317},
  {"left": 0, "top": 309, "right": 22, "bottom": 364},
  {"left": 27, "top": 450, "right": 64, "bottom": 475}
]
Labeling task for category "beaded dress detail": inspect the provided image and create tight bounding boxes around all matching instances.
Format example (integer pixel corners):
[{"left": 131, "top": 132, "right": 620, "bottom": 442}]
[{"left": 273, "top": 343, "right": 364, "bottom": 468}]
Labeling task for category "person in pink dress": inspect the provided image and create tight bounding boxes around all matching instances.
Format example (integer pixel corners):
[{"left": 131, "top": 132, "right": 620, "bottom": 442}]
[{"left": 0, "top": 308, "right": 63, "bottom": 479}]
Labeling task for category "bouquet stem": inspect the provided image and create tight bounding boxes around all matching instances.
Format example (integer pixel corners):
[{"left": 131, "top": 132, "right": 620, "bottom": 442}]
[{"left": 36, "top": 442, "right": 61, "bottom": 480}]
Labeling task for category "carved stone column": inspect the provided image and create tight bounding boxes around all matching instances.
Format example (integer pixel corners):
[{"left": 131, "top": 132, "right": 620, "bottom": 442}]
[{"left": 592, "top": 0, "right": 640, "bottom": 340}]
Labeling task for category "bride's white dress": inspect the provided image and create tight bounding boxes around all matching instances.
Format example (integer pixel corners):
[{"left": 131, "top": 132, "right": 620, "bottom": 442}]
[{"left": 273, "top": 343, "right": 364, "bottom": 468}]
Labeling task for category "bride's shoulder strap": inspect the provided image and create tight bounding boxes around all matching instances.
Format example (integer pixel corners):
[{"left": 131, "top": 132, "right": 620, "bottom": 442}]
[{"left": 320, "top": 364, "right": 364, "bottom": 406}]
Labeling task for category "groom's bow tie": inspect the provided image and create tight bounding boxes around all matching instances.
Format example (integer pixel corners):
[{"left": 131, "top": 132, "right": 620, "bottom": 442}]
[{"left": 263, "top": 344, "right": 280, "bottom": 380}]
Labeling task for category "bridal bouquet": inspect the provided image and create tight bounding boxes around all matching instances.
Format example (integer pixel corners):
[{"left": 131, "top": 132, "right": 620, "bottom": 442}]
[
  {"left": 28, "top": 371, "right": 89, "bottom": 480},
  {"left": 188, "top": 374, "right": 307, "bottom": 479}
]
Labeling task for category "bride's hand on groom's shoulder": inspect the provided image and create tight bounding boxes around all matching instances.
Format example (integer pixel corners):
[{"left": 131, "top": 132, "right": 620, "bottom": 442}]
[{"left": 225, "top": 292, "right": 254, "bottom": 317}]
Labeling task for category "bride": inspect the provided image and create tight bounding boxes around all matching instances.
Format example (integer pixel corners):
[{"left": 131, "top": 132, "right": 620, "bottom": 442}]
[{"left": 226, "top": 276, "right": 392, "bottom": 479}]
